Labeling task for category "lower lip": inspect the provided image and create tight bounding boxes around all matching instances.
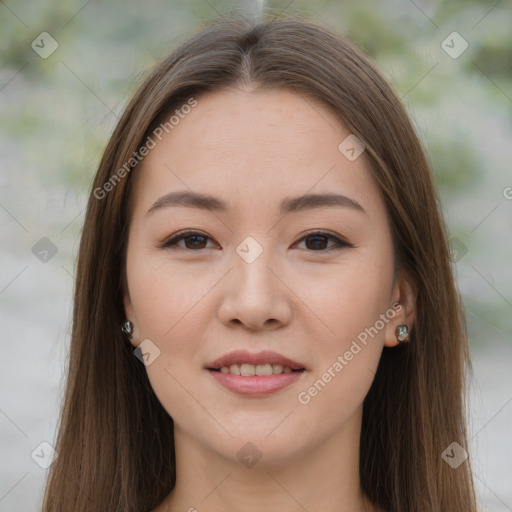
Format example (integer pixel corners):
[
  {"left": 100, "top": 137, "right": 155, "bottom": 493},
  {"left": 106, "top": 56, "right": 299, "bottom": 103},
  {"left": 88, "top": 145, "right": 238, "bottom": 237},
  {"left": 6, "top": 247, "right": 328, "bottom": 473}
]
[{"left": 207, "top": 369, "right": 305, "bottom": 396}]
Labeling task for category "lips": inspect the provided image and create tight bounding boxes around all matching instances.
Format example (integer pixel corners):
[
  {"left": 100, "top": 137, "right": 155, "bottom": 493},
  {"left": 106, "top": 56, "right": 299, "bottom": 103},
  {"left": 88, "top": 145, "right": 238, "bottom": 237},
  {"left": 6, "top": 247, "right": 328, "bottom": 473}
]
[{"left": 206, "top": 350, "right": 306, "bottom": 371}]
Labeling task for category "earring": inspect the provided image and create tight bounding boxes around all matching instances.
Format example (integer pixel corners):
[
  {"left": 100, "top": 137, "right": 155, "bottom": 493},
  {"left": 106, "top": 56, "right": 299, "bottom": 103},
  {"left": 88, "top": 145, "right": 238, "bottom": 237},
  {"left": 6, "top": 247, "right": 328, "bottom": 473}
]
[
  {"left": 395, "top": 324, "right": 409, "bottom": 343},
  {"left": 121, "top": 320, "right": 133, "bottom": 340}
]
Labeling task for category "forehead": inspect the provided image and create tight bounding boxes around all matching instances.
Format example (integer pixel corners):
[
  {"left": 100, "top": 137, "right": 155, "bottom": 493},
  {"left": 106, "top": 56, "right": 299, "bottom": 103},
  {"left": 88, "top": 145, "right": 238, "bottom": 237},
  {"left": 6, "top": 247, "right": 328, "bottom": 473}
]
[{"left": 130, "top": 87, "right": 384, "bottom": 221}]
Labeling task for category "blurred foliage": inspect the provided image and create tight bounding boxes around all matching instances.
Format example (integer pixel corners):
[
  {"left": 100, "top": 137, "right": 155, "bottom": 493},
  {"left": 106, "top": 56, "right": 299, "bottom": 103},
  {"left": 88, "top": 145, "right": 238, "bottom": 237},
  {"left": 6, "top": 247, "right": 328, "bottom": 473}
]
[{"left": 1, "top": 0, "right": 510, "bottom": 190}]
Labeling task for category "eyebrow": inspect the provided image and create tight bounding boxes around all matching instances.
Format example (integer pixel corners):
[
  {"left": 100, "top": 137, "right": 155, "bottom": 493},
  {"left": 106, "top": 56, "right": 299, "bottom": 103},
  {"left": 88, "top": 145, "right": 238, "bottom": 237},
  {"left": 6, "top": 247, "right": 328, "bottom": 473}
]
[{"left": 146, "top": 191, "right": 367, "bottom": 217}]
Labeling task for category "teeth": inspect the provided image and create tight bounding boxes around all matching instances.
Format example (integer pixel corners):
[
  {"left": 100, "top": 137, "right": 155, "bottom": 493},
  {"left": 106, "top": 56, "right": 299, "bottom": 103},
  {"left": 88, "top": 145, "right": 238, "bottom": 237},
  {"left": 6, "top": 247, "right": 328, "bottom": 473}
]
[
  {"left": 240, "top": 364, "right": 256, "bottom": 376},
  {"left": 273, "top": 364, "right": 283, "bottom": 374},
  {"left": 217, "top": 363, "right": 299, "bottom": 375}
]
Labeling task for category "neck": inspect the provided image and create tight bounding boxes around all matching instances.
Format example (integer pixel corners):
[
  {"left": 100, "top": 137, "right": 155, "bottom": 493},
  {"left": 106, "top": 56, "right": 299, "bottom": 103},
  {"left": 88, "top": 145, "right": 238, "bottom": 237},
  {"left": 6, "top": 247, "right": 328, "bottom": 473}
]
[{"left": 158, "top": 407, "right": 380, "bottom": 512}]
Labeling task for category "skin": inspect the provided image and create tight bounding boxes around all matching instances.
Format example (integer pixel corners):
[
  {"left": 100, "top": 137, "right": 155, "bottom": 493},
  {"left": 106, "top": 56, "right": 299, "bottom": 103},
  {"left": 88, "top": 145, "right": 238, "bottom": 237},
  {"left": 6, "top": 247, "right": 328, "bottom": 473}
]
[{"left": 123, "top": 87, "right": 416, "bottom": 512}]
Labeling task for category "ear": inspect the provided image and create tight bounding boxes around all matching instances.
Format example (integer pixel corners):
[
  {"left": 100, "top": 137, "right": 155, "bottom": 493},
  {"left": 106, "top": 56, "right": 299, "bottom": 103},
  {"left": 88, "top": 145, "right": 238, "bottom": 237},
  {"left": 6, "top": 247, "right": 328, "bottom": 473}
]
[
  {"left": 384, "top": 268, "right": 417, "bottom": 348},
  {"left": 123, "top": 284, "right": 139, "bottom": 349}
]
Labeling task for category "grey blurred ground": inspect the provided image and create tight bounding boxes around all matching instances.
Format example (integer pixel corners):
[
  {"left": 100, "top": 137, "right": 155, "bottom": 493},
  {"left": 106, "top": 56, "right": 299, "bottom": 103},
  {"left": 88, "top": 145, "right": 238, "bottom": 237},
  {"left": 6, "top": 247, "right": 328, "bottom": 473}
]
[{"left": 1, "top": 0, "right": 511, "bottom": 510}]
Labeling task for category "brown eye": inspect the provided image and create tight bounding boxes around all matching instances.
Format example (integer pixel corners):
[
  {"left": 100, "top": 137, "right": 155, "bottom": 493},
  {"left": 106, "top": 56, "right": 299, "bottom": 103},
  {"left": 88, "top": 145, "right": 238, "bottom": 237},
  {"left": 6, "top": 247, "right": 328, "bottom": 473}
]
[
  {"left": 181, "top": 234, "right": 209, "bottom": 249},
  {"left": 304, "top": 234, "right": 330, "bottom": 250},
  {"left": 296, "top": 231, "right": 352, "bottom": 252},
  {"left": 161, "top": 231, "right": 215, "bottom": 250}
]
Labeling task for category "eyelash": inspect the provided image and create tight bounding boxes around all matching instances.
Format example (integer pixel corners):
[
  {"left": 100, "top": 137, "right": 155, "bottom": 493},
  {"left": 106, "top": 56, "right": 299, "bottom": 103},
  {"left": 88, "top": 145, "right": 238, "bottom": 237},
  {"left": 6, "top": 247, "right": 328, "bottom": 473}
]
[{"left": 159, "top": 229, "right": 353, "bottom": 252}]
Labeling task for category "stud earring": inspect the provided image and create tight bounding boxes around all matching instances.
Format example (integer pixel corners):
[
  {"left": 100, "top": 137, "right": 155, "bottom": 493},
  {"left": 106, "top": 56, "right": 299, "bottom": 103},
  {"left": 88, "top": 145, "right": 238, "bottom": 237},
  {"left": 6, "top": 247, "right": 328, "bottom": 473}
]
[
  {"left": 121, "top": 320, "right": 134, "bottom": 340},
  {"left": 395, "top": 324, "right": 409, "bottom": 343}
]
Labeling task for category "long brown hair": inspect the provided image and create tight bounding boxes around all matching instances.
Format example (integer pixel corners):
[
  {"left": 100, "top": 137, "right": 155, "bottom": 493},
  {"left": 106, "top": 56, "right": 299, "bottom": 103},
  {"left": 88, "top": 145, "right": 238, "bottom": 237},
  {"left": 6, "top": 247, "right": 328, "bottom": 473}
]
[{"left": 41, "top": 13, "right": 478, "bottom": 512}]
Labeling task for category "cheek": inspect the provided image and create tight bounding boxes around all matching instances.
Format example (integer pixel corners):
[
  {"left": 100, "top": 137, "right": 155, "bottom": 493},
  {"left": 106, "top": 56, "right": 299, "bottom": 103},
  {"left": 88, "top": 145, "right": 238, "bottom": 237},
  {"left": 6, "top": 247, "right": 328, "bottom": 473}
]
[
  {"left": 301, "top": 255, "right": 393, "bottom": 345},
  {"left": 126, "top": 253, "right": 209, "bottom": 421},
  {"left": 295, "top": 255, "right": 392, "bottom": 406},
  {"left": 127, "top": 250, "right": 215, "bottom": 343}
]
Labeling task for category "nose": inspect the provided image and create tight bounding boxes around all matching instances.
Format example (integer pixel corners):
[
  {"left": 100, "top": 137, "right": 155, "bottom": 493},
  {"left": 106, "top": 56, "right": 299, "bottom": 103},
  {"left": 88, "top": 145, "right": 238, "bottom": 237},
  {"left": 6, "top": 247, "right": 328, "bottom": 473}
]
[{"left": 217, "top": 247, "right": 293, "bottom": 331}]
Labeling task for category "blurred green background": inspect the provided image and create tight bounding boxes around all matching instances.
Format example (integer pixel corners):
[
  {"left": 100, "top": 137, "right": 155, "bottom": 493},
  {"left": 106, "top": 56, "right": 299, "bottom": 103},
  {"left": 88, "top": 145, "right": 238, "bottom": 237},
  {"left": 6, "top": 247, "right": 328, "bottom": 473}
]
[{"left": 1, "top": 0, "right": 511, "bottom": 511}]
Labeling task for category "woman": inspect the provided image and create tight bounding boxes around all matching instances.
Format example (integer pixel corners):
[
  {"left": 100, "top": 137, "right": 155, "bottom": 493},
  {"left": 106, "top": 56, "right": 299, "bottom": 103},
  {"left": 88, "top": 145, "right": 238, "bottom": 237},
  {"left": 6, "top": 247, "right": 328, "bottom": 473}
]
[{"left": 41, "top": 14, "right": 479, "bottom": 512}]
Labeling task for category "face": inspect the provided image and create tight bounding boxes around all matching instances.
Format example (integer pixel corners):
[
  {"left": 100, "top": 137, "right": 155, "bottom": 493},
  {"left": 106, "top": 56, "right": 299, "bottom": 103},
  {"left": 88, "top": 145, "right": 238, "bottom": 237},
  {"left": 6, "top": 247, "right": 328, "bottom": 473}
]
[{"left": 123, "top": 87, "right": 414, "bottom": 465}]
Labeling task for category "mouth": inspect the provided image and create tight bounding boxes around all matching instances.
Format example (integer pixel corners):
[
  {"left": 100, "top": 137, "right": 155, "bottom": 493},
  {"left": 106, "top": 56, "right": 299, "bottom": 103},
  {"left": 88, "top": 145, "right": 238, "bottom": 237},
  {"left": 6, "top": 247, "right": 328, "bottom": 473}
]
[
  {"left": 207, "top": 364, "right": 305, "bottom": 376},
  {"left": 204, "top": 350, "right": 307, "bottom": 396},
  {"left": 205, "top": 349, "right": 307, "bottom": 373}
]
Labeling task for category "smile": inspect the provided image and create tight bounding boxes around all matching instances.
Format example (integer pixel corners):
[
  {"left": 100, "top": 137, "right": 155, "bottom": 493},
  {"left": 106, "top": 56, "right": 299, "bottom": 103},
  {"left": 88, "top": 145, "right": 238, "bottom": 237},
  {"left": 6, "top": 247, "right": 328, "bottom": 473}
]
[{"left": 214, "top": 363, "right": 302, "bottom": 376}]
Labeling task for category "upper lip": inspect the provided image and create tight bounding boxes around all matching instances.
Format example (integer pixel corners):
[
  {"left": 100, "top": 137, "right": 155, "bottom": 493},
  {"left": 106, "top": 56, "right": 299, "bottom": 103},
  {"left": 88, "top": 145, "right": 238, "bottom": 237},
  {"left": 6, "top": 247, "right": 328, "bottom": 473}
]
[{"left": 206, "top": 350, "right": 306, "bottom": 370}]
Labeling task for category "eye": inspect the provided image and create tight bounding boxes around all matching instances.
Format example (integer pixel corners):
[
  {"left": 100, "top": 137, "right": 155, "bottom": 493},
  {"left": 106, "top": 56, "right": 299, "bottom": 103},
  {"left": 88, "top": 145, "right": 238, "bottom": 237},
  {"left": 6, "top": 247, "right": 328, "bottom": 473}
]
[
  {"left": 160, "top": 230, "right": 216, "bottom": 250},
  {"left": 294, "top": 230, "right": 353, "bottom": 251}
]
